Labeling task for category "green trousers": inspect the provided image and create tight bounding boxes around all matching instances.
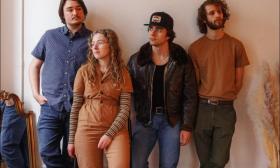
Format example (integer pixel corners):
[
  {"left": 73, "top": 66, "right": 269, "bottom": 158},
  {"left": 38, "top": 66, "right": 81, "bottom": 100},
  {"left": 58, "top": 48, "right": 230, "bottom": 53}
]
[{"left": 194, "top": 102, "right": 236, "bottom": 168}]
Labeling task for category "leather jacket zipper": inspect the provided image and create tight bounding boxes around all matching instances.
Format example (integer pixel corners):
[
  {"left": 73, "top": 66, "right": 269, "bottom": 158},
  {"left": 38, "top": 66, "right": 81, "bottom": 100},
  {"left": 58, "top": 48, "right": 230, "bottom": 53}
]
[
  {"left": 163, "top": 64, "right": 167, "bottom": 114},
  {"left": 147, "top": 65, "right": 156, "bottom": 126}
]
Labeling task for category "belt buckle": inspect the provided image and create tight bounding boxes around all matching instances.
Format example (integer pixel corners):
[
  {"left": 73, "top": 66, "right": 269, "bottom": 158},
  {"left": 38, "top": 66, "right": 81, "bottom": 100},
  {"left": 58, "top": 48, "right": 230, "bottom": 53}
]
[
  {"left": 155, "top": 106, "right": 164, "bottom": 114},
  {"left": 207, "top": 99, "right": 219, "bottom": 105}
]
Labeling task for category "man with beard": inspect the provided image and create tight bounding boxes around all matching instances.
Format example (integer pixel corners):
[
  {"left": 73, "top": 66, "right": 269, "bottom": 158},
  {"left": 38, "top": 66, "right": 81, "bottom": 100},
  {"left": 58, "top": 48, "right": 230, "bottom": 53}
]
[
  {"left": 128, "top": 12, "right": 197, "bottom": 168},
  {"left": 188, "top": 0, "right": 249, "bottom": 167},
  {"left": 29, "top": 0, "right": 91, "bottom": 167}
]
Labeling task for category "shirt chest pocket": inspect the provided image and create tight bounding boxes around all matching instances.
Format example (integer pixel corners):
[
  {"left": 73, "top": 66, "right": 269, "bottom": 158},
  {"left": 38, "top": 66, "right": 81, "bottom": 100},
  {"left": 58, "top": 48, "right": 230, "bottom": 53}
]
[
  {"left": 71, "top": 46, "right": 88, "bottom": 72},
  {"left": 75, "top": 47, "right": 88, "bottom": 65},
  {"left": 103, "top": 82, "right": 122, "bottom": 99},
  {"left": 84, "top": 81, "right": 99, "bottom": 98}
]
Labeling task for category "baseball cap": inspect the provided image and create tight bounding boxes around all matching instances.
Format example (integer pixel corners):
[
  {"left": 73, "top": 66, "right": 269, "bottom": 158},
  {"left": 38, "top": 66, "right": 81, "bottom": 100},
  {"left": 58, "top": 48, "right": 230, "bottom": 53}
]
[{"left": 144, "top": 12, "right": 174, "bottom": 30}]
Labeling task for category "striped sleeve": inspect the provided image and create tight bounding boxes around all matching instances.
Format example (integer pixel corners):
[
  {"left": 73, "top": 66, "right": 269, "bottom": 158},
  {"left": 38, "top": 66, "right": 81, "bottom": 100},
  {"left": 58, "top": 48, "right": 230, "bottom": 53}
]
[
  {"left": 105, "top": 92, "right": 131, "bottom": 138},
  {"left": 68, "top": 92, "right": 84, "bottom": 144}
]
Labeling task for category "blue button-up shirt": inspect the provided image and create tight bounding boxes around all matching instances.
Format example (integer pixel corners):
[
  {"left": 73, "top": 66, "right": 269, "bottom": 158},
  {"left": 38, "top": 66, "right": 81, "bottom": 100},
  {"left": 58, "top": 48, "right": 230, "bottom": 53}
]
[{"left": 31, "top": 25, "right": 91, "bottom": 112}]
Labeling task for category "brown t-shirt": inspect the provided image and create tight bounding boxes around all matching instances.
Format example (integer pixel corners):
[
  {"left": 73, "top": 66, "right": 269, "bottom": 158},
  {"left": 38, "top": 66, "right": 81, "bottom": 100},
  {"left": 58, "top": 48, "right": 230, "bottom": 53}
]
[{"left": 188, "top": 34, "right": 249, "bottom": 100}]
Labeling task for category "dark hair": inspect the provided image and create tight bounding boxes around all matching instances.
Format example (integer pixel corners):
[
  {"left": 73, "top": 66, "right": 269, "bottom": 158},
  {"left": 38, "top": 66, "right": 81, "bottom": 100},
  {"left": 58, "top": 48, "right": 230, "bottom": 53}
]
[
  {"left": 58, "top": 0, "right": 88, "bottom": 24},
  {"left": 147, "top": 27, "right": 176, "bottom": 43},
  {"left": 197, "top": 0, "right": 230, "bottom": 34},
  {"left": 167, "top": 29, "right": 176, "bottom": 43}
]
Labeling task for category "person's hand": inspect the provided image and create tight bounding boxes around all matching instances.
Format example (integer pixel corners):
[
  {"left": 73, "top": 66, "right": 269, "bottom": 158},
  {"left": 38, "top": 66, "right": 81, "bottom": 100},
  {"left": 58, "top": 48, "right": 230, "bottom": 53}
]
[
  {"left": 5, "top": 98, "right": 15, "bottom": 106},
  {"left": 180, "top": 130, "right": 192, "bottom": 146},
  {"left": 97, "top": 135, "right": 112, "bottom": 150},
  {"left": 34, "top": 94, "right": 47, "bottom": 105},
  {"left": 67, "top": 144, "right": 76, "bottom": 158}
]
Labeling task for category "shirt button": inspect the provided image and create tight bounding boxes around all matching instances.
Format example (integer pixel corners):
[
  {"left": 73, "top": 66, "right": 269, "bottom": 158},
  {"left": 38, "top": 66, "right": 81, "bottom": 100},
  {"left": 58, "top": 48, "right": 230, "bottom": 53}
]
[
  {"left": 63, "top": 94, "right": 67, "bottom": 97},
  {"left": 66, "top": 60, "right": 69, "bottom": 64},
  {"left": 64, "top": 72, "right": 68, "bottom": 75},
  {"left": 100, "top": 100, "right": 103, "bottom": 104},
  {"left": 100, "top": 91, "right": 103, "bottom": 95},
  {"left": 68, "top": 50, "right": 71, "bottom": 53},
  {"left": 64, "top": 83, "right": 67, "bottom": 86}
]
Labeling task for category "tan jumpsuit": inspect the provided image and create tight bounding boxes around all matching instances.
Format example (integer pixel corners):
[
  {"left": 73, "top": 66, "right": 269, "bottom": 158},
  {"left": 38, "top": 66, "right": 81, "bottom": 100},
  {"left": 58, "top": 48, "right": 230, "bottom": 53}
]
[{"left": 73, "top": 66, "right": 133, "bottom": 168}]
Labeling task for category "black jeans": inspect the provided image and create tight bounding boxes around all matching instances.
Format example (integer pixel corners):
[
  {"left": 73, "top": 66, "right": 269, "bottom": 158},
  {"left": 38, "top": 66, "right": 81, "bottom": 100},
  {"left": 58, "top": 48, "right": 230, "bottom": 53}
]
[{"left": 194, "top": 102, "right": 236, "bottom": 168}]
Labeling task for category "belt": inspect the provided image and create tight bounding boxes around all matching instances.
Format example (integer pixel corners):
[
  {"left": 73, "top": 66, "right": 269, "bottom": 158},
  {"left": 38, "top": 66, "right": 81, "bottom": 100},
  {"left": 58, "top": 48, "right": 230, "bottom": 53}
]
[
  {"left": 154, "top": 106, "right": 165, "bottom": 114},
  {"left": 199, "top": 98, "right": 233, "bottom": 105}
]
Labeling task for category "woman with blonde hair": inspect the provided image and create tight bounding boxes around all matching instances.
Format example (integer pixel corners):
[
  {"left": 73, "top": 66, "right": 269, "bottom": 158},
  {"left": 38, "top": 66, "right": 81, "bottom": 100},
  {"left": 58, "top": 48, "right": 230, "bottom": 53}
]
[{"left": 67, "top": 29, "right": 132, "bottom": 168}]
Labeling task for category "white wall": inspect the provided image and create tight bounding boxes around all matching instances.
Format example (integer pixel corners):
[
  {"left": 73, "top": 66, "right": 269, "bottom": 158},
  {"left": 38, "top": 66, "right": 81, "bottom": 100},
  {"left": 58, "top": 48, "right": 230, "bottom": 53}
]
[
  {"left": 23, "top": 0, "right": 62, "bottom": 116},
  {"left": 1, "top": 0, "right": 279, "bottom": 167},
  {"left": 1, "top": 0, "right": 23, "bottom": 97}
]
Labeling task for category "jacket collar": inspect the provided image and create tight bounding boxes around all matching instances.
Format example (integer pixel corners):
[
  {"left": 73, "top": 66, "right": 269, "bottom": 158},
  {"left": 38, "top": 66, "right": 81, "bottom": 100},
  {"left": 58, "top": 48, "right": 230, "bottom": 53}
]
[{"left": 137, "top": 42, "right": 187, "bottom": 66}]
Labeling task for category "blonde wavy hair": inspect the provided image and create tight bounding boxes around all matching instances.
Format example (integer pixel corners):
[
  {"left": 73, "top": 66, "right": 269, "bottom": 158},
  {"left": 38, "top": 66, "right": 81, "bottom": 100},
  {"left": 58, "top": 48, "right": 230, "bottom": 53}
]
[{"left": 85, "top": 29, "right": 125, "bottom": 83}]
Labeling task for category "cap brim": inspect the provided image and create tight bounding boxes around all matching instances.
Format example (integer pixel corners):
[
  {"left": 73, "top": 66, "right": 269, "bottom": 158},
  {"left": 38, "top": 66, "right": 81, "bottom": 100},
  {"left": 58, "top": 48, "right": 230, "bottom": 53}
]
[{"left": 144, "top": 23, "right": 159, "bottom": 27}]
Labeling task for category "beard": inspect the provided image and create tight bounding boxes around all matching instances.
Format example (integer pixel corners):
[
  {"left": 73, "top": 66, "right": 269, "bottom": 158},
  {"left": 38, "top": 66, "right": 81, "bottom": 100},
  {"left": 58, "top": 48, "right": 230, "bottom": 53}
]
[{"left": 205, "top": 19, "right": 225, "bottom": 30}]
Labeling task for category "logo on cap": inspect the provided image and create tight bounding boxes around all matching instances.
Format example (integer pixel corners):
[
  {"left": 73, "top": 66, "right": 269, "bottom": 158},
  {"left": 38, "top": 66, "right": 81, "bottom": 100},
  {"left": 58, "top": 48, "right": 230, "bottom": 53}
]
[
  {"left": 144, "top": 12, "right": 174, "bottom": 30},
  {"left": 151, "top": 16, "right": 161, "bottom": 23}
]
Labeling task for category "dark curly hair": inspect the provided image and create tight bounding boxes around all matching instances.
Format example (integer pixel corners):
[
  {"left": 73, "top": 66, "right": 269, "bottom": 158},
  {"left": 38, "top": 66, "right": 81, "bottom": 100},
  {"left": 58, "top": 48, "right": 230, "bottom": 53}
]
[
  {"left": 197, "top": 0, "right": 230, "bottom": 34},
  {"left": 167, "top": 29, "right": 176, "bottom": 43},
  {"left": 147, "top": 27, "right": 176, "bottom": 43},
  {"left": 58, "top": 0, "right": 88, "bottom": 24}
]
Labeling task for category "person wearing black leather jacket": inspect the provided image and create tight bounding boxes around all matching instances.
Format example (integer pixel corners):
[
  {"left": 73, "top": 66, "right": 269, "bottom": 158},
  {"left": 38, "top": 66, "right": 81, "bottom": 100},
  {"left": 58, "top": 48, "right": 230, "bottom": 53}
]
[{"left": 128, "top": 12, "right": 197, "bottom": 168}]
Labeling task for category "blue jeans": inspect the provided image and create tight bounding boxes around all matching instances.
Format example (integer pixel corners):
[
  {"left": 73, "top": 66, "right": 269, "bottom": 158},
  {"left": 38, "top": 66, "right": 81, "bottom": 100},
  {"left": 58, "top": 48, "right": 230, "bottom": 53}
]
[
  {"left": 38, "top": 103, "right": 73, "bottom": 168},
  {"left": 132, "top": 114, "right": 180, "bottom": 168},
  {"left": 0, "top": 101, "right": 28, "bottom": 168}
]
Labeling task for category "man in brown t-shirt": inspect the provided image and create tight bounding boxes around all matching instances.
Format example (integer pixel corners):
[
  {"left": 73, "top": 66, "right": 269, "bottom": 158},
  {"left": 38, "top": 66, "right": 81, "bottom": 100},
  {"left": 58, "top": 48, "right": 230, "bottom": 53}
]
[{"left": 188, "top": 0, "right": 249, "bottom": 167}]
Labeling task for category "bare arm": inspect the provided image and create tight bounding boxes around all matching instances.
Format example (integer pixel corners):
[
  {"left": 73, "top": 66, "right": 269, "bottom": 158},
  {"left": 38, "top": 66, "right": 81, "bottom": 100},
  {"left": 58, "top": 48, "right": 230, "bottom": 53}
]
[
  {"left": 235, "top": 67, "right": 245, "bottom": 94},
  {"left": 29, "top": 57, "right": 47, "bottom": 104}
]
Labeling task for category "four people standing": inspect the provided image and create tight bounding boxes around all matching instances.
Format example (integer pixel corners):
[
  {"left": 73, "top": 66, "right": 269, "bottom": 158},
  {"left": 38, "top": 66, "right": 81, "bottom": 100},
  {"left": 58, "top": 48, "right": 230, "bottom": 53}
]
[
  {"left": 27, "top": 0, "right": 249, "bottom": 167},
  {"left": 189, "top": 0, "right": 249, "bottom": 167},
  {"left": 29, "top": 0, "right": 91, "bottom": 167}
]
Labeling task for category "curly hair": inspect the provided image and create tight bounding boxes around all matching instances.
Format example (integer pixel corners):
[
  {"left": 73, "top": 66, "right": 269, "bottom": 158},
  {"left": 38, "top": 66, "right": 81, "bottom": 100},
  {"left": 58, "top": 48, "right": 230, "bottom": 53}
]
[
  {"left": 147, "top": 27, "right": 176, "bottom": 43},
  {"left": 85, "top": 29, "right": 125, "bottom": 83},
  {"left": 167, "top": 29, "right": 176, "bottom": 43},
  {"left": 197, "top": 0, "right": 230, "bottom": 34}
]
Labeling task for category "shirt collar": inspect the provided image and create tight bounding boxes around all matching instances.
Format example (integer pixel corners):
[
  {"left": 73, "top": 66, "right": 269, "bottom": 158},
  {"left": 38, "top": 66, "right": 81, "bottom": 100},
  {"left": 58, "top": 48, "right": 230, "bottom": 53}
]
[{"left": 61, "top": 23, "right": 88, "bottom": 37}]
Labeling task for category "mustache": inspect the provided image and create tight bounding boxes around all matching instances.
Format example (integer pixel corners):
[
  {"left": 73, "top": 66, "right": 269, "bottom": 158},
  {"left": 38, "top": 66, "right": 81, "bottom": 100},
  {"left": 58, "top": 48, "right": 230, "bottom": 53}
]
[
  {"left": 72, "top": 16, "right": 80, "bottom": 20},
  {"left": 214, "top": 18, "right": 223, "bottom": 22}
]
